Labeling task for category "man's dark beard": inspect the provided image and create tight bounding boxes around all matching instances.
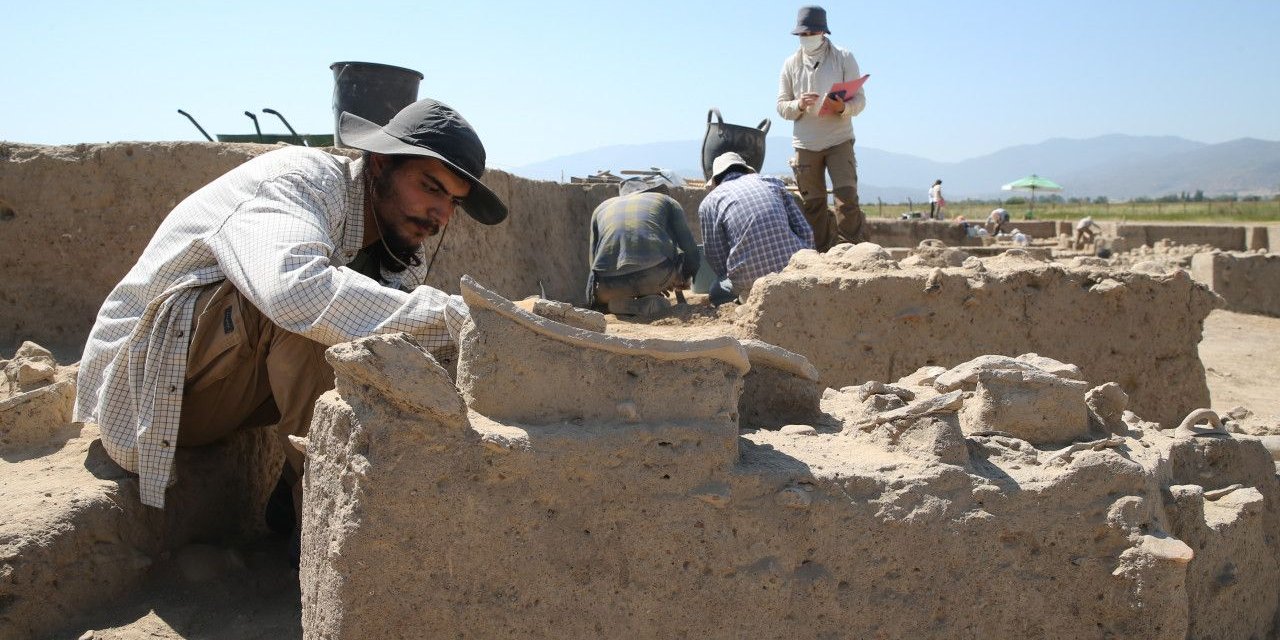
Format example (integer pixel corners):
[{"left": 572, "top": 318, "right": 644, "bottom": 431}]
[
  {"left": 369, "top": 238, "right": 421, "bottom": 274},
  {"left": 370, "top": 163, "right": 424, "bottom": 273}
]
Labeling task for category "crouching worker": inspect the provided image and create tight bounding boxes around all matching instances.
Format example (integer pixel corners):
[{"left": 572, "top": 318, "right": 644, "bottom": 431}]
[
  {"left": 699, "top": 152, "right": 815, "bottom": 305},
  {"left": 586, "top": 177, "right": 700, "bottom": 317},
  {"left": 1074, "top": 216, "right": 1101, "bottom": 250},
  {"left": 73, "top": 99, "right": 508, "bottom": 558}
]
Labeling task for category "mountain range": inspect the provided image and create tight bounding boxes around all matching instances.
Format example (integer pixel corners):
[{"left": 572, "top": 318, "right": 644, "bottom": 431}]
[{"left": 512, "top": 134, "right": 1280, "bottom": 201}]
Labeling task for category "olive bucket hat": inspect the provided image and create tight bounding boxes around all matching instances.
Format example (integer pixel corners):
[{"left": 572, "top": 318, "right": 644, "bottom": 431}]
[{"left": 339, "top": 98, "right": 508, "bottom": 225}]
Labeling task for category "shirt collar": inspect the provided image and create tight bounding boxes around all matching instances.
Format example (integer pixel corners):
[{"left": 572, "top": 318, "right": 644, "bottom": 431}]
[{"left": 340, "top": 155, "right": 367, "bottom": 262}]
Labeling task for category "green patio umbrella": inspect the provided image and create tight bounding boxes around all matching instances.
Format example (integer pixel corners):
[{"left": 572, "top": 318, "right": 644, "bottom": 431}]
[{"left": 1001, "top": 174, "right": 1063, "bottom": 216}]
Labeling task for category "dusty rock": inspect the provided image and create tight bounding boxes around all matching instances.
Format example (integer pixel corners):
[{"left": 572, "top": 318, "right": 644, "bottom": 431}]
[
  {"left": 1086, "top": 382, "right": 1130, "bottom": 434},
  {"left": 457, "top": 276, "right": 747, "bottom": 426},
  {"left": 898, "top": 240, "right": 971, "bottom": 268},
  {"left": 530, "top": 298, "right": 608, "bottom": 333},
  {"left": 958, "top": 368, "right": 1090, "bottom": 445}
]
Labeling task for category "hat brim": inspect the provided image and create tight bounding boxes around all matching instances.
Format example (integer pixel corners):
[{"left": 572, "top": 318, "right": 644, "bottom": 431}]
[
  {"left": 791, "top": 27, "right": 831, "bottom": 35},
  {"left": 339, "top": 111, "right": 508, "bottom": 225},
  {"left": 711, "top": 163, "right": 754, "bottom": 184}
]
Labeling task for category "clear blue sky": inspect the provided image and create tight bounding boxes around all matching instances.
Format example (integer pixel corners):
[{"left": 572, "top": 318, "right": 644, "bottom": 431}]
[{"left": 4, "top": 1, "right": 1278, "bottom": 171}]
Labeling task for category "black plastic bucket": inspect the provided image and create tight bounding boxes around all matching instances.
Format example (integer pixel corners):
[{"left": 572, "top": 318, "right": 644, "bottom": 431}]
[
  {"left": 330, "top": 61, "right": 425, "bottom": 147},
  {"left": 701, "top": 108, "right": 770, "bottom": 181}
]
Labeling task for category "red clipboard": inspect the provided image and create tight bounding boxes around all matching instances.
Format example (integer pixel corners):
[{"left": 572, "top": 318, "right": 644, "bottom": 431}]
[{"left": 819, "top": 74, "right": 869, "bottom": 115}]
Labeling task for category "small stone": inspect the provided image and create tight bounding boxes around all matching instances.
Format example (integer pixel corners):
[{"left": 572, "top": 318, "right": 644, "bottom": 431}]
[
  {"left": 78, "top": 632, "right": 95, "bottom": 640},
  {"left": 775, "top": 486, "right": 812, "bottom": 509},
  {"left": 616, "top": 401, "right": 639, "bottom": 423},
  {"left": 1226, "top": 406, "right": 1252, "bottom": 420},
  {"left": 780, "top": 425, "right": 816, "bottom": 436}
]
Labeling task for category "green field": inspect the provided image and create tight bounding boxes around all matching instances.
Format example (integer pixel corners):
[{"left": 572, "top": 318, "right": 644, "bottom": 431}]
[{"left": 868, "top": 198, "right": 1280, "bottom": 224}]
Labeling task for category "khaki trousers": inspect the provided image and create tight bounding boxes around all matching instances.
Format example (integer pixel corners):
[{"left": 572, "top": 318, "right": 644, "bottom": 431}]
[
  {"left": 791, "top": 139, "right": 868, "bottom": 252},
  {"left": 178, "top": 281, "right": 333, "bottom": 517}
]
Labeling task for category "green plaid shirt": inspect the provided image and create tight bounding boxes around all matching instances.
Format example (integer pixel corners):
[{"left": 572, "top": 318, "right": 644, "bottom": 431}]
[{"left": 589, "top": 193, "right": 700, "bottom": 278}]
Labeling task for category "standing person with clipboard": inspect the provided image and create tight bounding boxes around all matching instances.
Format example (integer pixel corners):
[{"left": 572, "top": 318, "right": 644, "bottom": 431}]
[{"left": 777, "top": 5, "right": 870, "bottom": 251}]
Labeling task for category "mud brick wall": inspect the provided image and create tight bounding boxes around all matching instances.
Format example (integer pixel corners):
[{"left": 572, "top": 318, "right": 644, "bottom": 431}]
[
  {"left": 1191, "top": 251, "right": 1280, "bottom": 317},
  {"left": 299, "top": 326, "right": 1279, "bottom": 639},
  {"left": 740, "top": 249, "right": 1219, "bottom": 427},
  {"left": 1117, "top": 223, "right": 1247, "bottom": 251}
]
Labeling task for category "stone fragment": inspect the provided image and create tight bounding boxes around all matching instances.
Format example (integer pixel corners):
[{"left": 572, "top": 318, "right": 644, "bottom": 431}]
[
  {"left": 857, "top": 390, "right": 965, "bottom": 431},
  {"left": 775, "top": 486, "right": 812, "bottom": 509},
  {"left": 1173, "top": 409, "right": 1228, "bottom": 439},
  {"left": 457, "top": 276, "right": 747, "bottom": 426},
  {"left": 1139, "top": 534, "right": 1195, "bottom": 564},
  {"left": 933, "top": 354, "right": 1081, "bottom": 393},
  {"left": 0, "top": 381, "right": 75, "bottom": 453},
  {"left": 1043, "top": 435, "right": 1125, "bottom": 465},
  {"left": 1086, "top": 382, "right": 1129, "bottom": 434},
  {"left": 958, "top": 369, "right": 1090, "bottom": 445},
  {"left": 530, "top": 298, "right": 608, "bottom": 333},
  {"left": 779, "top": 425, "right": 816, "bottom": 436},
  {"left": 327, "top": 333, "right": 466, "bottom": 426},
  {"left": 851, "top": 381, "right": 915, "bottom": 403}
]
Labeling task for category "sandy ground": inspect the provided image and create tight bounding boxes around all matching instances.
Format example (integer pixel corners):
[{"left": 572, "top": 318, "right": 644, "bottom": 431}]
[
  {"left": 1200, "top": 309, "right": 1280, "bottom": 430},
  {"left": 48, "top": 307, "right": 1280, "bottom": 639}
]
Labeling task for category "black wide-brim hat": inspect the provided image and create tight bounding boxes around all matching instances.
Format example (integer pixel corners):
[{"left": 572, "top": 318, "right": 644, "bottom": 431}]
[{"left": 339, "top": 99, "right": 508, "bottom": 225}]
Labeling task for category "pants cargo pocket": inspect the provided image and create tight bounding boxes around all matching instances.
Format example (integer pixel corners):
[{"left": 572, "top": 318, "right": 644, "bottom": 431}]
[{"left": 186, "top": 282, "right": 247, "bottom": 392}]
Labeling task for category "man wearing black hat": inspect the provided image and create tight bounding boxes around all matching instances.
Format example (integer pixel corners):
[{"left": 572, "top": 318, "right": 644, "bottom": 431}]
[
  {"left": 777, "top": 5, "right": 869, "bottom": 252},
  {"left": 586, "top": 177, "right": 700, "bottom": 317},
  {"left": 74, "top": 99, "right": 507, "bottom": 525}
]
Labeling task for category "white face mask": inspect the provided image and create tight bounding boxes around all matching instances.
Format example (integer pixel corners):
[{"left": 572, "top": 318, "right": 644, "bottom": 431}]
[{"left": 799, "top": 34, "right": 825, "bottom": 55}]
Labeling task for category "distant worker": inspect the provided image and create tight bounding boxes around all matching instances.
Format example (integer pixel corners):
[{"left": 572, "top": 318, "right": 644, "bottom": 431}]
[
  {"left": 776, "top": 5, "right": 868, "bottom": 251},
  {"left": 929, "top": 179, "right": 945, "bottom": 220},
  {"left": 986, "top": 207, "right": 1011, "bottom": 235},
  {"left": 699, "top": 152, "right": 815, "bottom": 305},
  {"left": 1074, "top": 216, "right": 1101, "bottom": 250},
  {"left": 586, "top": 177, "right": 700, "bottom": 316}
]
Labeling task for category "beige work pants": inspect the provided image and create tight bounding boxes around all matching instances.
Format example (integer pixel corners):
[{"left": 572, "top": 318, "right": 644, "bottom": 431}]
[
  {"left": 791, "top": 139, "right": 868, "bottom": 252},
  {"left": 178, "top": 281, "right": 333, "bottom": 517}
]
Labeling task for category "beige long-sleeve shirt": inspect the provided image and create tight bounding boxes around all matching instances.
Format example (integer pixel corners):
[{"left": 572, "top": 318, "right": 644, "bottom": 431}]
[{"left": 776, "top": 39, "right": 866, "bottom": 151}]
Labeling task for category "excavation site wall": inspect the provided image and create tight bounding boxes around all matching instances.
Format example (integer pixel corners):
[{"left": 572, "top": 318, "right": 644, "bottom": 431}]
[
  {"left": 739, "top": 246, "right": 1219, "bottom": 428},
  {"left": 1191, "top": 251, "right": 1280, "bottom": 317},
  {"left": 298, "top": 279, "right": 1280, "bottom": 639},
  {"left": 0, "top": 142, "right": 684, "bottom": 360}
]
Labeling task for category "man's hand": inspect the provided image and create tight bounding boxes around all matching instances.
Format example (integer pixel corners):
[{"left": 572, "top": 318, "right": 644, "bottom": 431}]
[
  {"left": 798, "top": 92, "right": 821, "bottom": 111},
  {"left": 821, "top": 93, "right": 846, "bottom": 116}
]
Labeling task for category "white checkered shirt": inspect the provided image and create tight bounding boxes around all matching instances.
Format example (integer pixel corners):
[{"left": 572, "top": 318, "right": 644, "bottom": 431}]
[
  {"left": 73, "top": 146, "right": 469, "bottom": 508},
  {"left": 698, "top": 172, "right": 815, "bottom": 289}
]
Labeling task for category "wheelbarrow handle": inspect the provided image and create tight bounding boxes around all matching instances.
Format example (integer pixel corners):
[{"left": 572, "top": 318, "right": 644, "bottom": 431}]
[
  {"left": 263, "top": 108, "right": 306, "bottom": 146},
  {"left": 177, "top": 109, "right": 213, "bottom": 142},
  {"left": 244, "top": 111, "right": 262, "bottom": 140}
]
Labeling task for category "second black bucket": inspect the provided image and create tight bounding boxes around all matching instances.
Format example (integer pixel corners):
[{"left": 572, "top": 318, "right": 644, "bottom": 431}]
[{"left": 330, "top": 61, "right": 425, "bottom": 147}]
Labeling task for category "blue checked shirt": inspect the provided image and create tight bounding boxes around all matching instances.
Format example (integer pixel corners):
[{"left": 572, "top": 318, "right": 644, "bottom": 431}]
[
  {"left": 74, "top": 147, "right": 469, "bottom": 508},
  {"left": 698, "top": 172, "right": 814, "bottom": 289}
]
